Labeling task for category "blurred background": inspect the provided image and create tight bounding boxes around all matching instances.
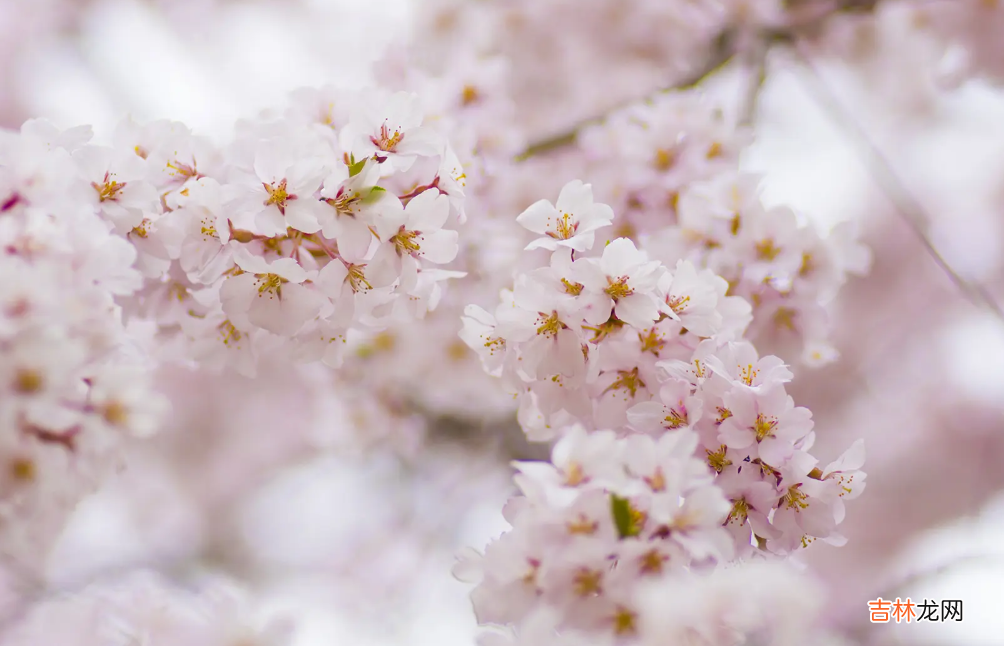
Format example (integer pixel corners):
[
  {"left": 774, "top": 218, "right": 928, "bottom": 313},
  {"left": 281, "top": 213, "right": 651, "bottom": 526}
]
[{"left": 3, "top": 0, "right": 1004, "bottom": 644}]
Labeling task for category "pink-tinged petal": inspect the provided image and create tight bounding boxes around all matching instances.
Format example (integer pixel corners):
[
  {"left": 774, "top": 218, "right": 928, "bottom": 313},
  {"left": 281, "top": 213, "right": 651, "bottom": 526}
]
[
  {"left": 253, "top": 142, "right": 293, "bottom": 183},
  {"left": 626, "top": 401, "right": 669, "bottom": 432},
  {"left": 406, "top": 190, "right": 450, "bottom": 230},
  {"left": 718, "top": 420, "right": 754, "bottom": 449},
  {"left": 219, "top": 273, "right": 256, "bottom": 326},
  {"left": 825, "top": 438, "right": 865, "bottom": 474},
  {"left": 778, "top": 407, "right": 814, "bottom": 441},
  {"left": 268, "top": 258, "right": 309, "bottom": 283},
  {"left": 415, "top": 229, "right": 459, "bottom": 264},
  {"left": 396, "top": 126, "right": 443, "bottom": 157},
  {"left": 615, "top": 293, "right": 660, "bottom": 329},
  {"left": 601, "top": 238, "right": 643, "bottom": 275},
  {"left": 323, "top": 216, "right": 373, "bottom": 262},
  {"left": 255, "top": 206, "right": 287, "bottom": 237},
  {"left": 248, "top": 283, "right": 322, "bottom": 336},
  {"left": 515, "top": 199, "right": 558, "bottom": 235},
  {"left": 561, "top": 231, "right": 596, "bottom": 253},
  {"left": 284, "top": 199, "right": 325, "bottom": 234},
  {"left": 287, "top": 162, "right": 325, "bottom": 194},
  {"left": 554, "top": 179, "right": 593, "bottom": 214},
  {"left": 578, "top": 292, "right": 613, "bottom": 326},
  {"left": 316, "top": 260, "right": 348, "bottom": 298},
  {"left": 758, "top": 437, "right": 794, "bottom": 466},
  {"left": 569, "top": 258, "right": 608, "bottom": 291},
  {"left": 524, "top": 237, "right": 559, "bottom": 252}
]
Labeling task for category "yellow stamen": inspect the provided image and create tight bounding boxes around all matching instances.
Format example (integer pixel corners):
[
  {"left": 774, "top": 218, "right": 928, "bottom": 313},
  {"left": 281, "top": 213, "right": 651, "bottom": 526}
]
[
  {"left": 603, "top": 367, "right": 645, "bottom": 398},
  {"left": 572, "top": 568, "right": 603, "bottom": 596},
  {"left": 654, "top": 148, "right": 675, "bottom": 171},
  {"left": 391, "top": 229, "right": 421, "bottom": 255},
  {"left": 753, "top": 413, "right": 778, "bottom": 442},
  {"left": 561, "top": 278, "right": 584, "bottom": 295},
  {"left": 93, "top": 175, "right": 126, "bottom": 202},
  {"left": 263, "top": 179, "right": 293, "bottom": 214},
  {"left": 706, "top": 445, "right": 732, "bottom": 473},
  {"left": 604, "top": 276, "right": 633, "bottom": 300},
  {"left": 546, "top": 212, "right": 576, "bottom": 240},
  {"left": 535, "top": 311, "right": 563, "bottom": 338},
  {"left": 784, "top": 485, "right": 809, "bottom": 510},
  {"left": 755, "top": 239, "right": 780, "bottom": 261},
  {"left": 612, "top": 607, "right": 637, "bottom": 635}
]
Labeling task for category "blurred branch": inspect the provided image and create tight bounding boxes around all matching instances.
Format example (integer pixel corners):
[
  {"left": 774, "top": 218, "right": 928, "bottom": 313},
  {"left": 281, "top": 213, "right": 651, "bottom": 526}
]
[
  {"left": 513, "top": 29, "right": 737, "bottom": 162},
  {"left": 789, "top": 42, "right": 1004, "bottom": 325},
  {"left": 739, "top": 45, "right": 769, "bottom": 127},
  {"left": 515, "top": 0, "right": 881, "bottom": 161}
]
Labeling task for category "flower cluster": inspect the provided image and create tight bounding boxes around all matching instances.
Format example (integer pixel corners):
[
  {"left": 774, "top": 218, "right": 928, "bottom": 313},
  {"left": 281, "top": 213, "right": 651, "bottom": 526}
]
[
  {"left": 557, "top": 89, "right": 872, "bottom": 366},
  {"left": 458, "top": 182, "right": 866, "bottom": 642},
  {"left": 0, "top": 120, "right": 166, "bottom": 568},
  {"left": 644, "top": 171, "right": 871, "bottom": 365},
  {"left": 0, "top": 570, "right": 289, "bottom": 646},
  {"left": 108, "top": 86, "right": 466, "bottom": 376}
]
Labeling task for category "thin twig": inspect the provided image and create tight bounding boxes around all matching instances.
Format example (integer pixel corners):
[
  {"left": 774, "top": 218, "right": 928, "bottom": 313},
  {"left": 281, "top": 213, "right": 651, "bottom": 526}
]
[
  {"left": 514, "top": 1, "right": 881, "bottom": 161},
  {"left": 514, "top": 30, "right": 738, "bottom": 161},
  {"left": 739, "top": 45, "right": 770, "bottom": 127},
  {"left": 789, "top": 42, "right": 1004, "bottom": 324}
]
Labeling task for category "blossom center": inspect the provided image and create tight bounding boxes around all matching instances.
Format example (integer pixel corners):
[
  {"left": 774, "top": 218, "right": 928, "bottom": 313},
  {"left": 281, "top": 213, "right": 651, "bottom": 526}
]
[
  {"left": 547, "top": 212, "right": 577, "bottom": 240},
  {"left": 326, "top": 189, "right": 360, "bottom": 215},
  {"left": 131, "top": 218, "right": 152, "bottom": 239},
  {"left": 345, "top": 263, "right": 373, "bottom": 292},
  {"left": 706, "top": 445, "right": 732, "bottom": 472},
  {"left": 644, "top": 467, "right": 667, "bottom": 492},
  {"left": 166, "top": 159, "right": 198, "bottom": 179},
  {"left": 263, "top": 179, "right": 296, "bottom": 215},
  {"left": 218, "top": 320, "right": 243, "bottom": 345},
  {"left": 783, "top": 485, "right": 809, "bottom": 510},
  {"left": 653, "top": 148, "right": 675, "bottom": 171},
  {"left": 663, "top": 405, "right": 688, "bottom": 429},
  {"left": 561, "top": 278, "right": 583, "bottom": 295},
  {"left": 256, "top": 273, "right": 285, "bottom": 298},
  {"left": 535, "top": 311, "right": 564, "bottom": 338},
  {"left": 10, "top": 457, "right": 36, "bottom": 482},
  {"left": 612, "top": 607, "right": 637, "bottom": 635},
  {"left": 93, "top": 173, "right": 126, "bottom": 202},
  {"left": 563, "top": 461, "right": 587, "bottom": 486},
  {"left": 638, "top": 328, "right": 665, "bottom": 355},
  {"left": 604, "top": 367, "right": 645, "bottom": 397},
  {"left": 753, "top": 413, "right": 778, "bottom": 441},
  {"left": 639, "top": 548, "right": 668, "bottom": 575},
  {"left": 727, "top": 498, "right": 749, "bottom": 525},
  {"left": 461, "top": 85, "right": 480, "bottom": 106},
  {"left": 566, "top": 514, "right": 598, "bottom": 535},
  {"left": 604, "top": 276, "right": 633, "bottom": 300},
  {"left": 391, "top": 228, "right": 421, "bottom": 255},
  {"left": 666, "top": 294, "right": 690, "bottom": 314},
  {"left": 572, "top": 568, "right": 603, "bottom": 597},
  {"left": 755, "top": 239, "right": 781, "bottom": 261},
  {"left": 372, "top": 122, "right": 404, "bottom": 152}
]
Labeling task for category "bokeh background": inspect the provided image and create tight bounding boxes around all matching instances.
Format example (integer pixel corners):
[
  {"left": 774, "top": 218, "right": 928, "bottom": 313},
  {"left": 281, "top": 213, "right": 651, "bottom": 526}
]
[{"left": 2, "top": 0, "right": 1004, "bottom": 644}]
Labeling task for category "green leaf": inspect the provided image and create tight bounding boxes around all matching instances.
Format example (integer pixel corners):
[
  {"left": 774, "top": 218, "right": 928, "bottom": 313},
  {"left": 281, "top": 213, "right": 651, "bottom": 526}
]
[
  {"left": 348, "top": 157, "right": 367, "bottom": 177},
  {"left": 610, "top": 494, "right": 638, "bottom": 539},
  {"left": 361, "top": 185, "right": 386, "bottom": 205}
]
